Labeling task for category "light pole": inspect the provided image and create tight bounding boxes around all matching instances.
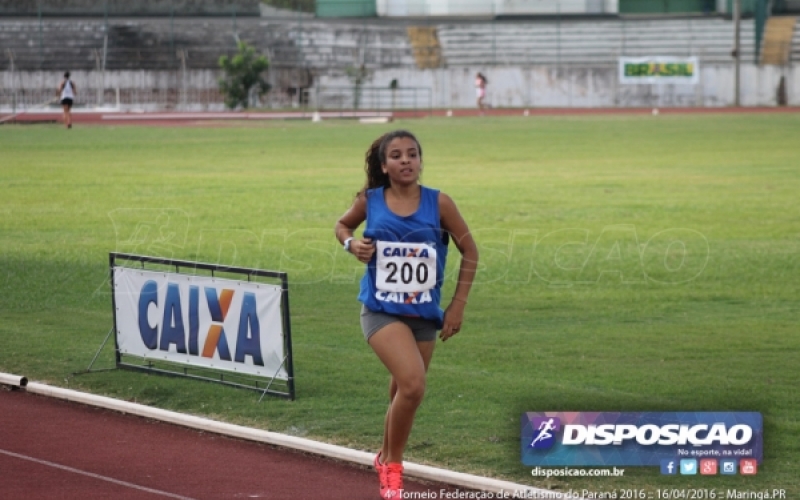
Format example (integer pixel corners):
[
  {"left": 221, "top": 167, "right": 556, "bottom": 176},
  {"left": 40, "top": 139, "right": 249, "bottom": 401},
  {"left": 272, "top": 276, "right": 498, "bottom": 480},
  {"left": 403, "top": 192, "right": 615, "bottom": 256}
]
[
  {"left": 734, "top": 0, "right": 741, "bottom": 107},
  {"left": 7, "top": 49, "right": 15, "bottom": 118}
]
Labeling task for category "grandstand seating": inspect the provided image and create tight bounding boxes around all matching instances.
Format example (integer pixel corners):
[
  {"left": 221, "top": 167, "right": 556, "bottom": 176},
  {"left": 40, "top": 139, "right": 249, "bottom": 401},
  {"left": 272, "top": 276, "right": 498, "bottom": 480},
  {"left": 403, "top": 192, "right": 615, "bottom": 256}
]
[
  {"left": 0, "top": 20, "right": 106, "bottom": 71},
  {"left": 795, "top": 19, "right": 800, "bottom": 61},
  {"left": 0, "top": 18, "right": 413, "bottom": 72},
  {"left": 436, "top": 18, "right": 760, "bottom": 66},
  {"left": 760, "top": 16, "right": 797, "bottom": 64},
  {"left": 407, "top": 26, "right": 442, "bottom": 69},
  {"left": 1, "top": 15, "right": 794, "bottom": 73},
  {"left": 273, "top": 21, "right": 414, "bottom": 69}
]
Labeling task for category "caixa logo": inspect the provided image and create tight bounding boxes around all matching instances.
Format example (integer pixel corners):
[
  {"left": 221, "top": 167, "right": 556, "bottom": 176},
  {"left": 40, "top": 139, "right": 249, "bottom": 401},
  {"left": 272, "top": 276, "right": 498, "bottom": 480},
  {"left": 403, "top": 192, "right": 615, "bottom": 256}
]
[{"left": 137, "top": 280, "right": 264, "bottom": 365}]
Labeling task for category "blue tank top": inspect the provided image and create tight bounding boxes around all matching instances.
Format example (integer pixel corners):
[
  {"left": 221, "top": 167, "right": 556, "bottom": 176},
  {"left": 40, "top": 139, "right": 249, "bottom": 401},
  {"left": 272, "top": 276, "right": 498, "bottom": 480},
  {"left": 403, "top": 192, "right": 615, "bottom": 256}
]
[{"left": 358, "top": 185, "right": 449, "bottom": 329}]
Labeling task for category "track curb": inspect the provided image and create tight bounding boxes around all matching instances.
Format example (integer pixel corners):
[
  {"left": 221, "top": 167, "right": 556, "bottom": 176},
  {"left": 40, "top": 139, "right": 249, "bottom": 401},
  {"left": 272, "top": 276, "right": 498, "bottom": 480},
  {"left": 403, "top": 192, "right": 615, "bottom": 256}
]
[{"left": 2, "top": 373, "right": 556, "bottom": 498}]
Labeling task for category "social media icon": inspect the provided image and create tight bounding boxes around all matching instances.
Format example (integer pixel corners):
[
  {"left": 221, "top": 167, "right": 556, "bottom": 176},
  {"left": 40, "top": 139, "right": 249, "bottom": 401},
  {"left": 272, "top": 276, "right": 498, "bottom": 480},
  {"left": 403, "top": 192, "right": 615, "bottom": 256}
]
[
  {"left": 740, "top": 459, "right": 757, "bottom": 475},
  {"left": 680, "top": 459, "right": 697, "bottom": 475},
  {"left": 720, "top": 459, "right": 737, "bottom": 475},
  {"left": 660, "top": 459, "right": 677, "bottom": 475},
  {"left": 700, "top": 459, "right": 718, "bottom": 475},
  {"left": 529, "top": 417, "right": 560, "bottom": 449}
]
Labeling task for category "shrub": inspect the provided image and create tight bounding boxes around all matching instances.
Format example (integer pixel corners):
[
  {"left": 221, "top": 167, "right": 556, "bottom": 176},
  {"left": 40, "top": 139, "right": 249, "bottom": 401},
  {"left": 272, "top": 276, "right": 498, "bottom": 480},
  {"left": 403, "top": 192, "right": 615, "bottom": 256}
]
[{"left": 218, "top": 42, "right": 271, "bottom": 110}]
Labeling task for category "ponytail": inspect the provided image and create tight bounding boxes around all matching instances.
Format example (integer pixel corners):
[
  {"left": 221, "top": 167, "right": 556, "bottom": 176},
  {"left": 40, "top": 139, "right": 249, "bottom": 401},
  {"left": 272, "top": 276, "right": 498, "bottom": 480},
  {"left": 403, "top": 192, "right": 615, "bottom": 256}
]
[
  {"left": 358, "top": 129, "right": 422, "bottom": 197},
  {"left": 361, "top": 134, "right": 390, "bottom": 195}
]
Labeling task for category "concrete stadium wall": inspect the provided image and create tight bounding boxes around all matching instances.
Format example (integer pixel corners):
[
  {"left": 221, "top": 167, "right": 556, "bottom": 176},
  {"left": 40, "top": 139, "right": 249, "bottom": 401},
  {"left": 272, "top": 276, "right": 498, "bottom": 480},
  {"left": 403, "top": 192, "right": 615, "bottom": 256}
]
[
  {"left": 0, "top": 69, "right": 220, "bottom": 111},
  {"left": 0, "top": 17, "right": 412, "bottom": 72},
  {"left": 2, "top": 64, "right": 798, "bottom": 111},
  {"left": 376, "top": 0, "right": 620, "bottom": 16},
  {"left": 318, "top": 64, "right": 799, "bottom": 107},
  {"left": 0, "top": 67, "right": 312, "bottom": 111},
  {"left": 0, "top": 0, "right": 260, "bottom": 16}
]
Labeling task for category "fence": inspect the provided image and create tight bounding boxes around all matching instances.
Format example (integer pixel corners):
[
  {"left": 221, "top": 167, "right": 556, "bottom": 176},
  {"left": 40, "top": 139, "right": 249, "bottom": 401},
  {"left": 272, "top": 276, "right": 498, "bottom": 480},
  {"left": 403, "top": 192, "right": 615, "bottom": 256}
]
[
  {"left": 308, "top": 85, "right": 432, "bottom": 112},
  {"left": 1, "top": 12, "right": 780, "bottom": 71},
  {"left": 0, "top": 82, "right": 309, "bottom": 112},
  {"left": 1, "top": 12, "right": 797, "bottom": 110},
  {"left": 3, "top": 61, "right": 797, "bottom": 112},
  {"left": 0, "top": 69, "right": 435, "bottom": 112}
]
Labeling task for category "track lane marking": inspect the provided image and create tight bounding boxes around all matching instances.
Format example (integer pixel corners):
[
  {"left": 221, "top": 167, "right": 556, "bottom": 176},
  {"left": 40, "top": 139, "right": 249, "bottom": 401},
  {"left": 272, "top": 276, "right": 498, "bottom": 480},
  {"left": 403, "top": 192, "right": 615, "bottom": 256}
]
[{"left": 0, "top": 448, "right": 197, "bottom": 500}]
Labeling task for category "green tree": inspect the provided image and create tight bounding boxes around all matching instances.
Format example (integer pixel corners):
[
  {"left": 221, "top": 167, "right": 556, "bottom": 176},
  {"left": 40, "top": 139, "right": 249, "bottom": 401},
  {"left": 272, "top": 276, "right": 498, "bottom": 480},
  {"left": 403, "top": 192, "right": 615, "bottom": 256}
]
[
  {"left": 345, "top": 64, "right": 369, "bottom": 110},
  {"left": 218, "top": 42, "right": 271, "bottom": 110}
]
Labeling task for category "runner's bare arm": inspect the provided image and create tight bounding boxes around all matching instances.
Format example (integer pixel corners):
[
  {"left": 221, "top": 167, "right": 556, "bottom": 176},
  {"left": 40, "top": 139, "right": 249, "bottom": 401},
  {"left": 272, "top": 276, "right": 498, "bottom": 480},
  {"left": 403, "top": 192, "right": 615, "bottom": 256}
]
[
  {"left": 335, "top": 193, "right": 374, "bottom": 264},
  {"left": 438, "top": 192, "right": 478, "bottom": 340}
]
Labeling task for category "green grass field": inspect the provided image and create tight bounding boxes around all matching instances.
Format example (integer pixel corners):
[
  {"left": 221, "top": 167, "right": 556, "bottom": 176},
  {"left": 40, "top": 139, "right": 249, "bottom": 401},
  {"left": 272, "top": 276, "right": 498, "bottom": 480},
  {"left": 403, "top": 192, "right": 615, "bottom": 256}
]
[{"left": 1, "top": 114, "right": 798, "bottom": 495}]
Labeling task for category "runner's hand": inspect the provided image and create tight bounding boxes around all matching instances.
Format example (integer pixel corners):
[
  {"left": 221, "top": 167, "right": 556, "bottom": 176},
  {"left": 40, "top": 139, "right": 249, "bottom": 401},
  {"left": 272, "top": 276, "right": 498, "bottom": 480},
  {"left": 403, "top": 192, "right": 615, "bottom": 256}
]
[
  {"left": 351, "top": 238, "right": 375, "bottom": 264},
  {"left": 440, "top": 301, "right": 465, "bottom": 342}
]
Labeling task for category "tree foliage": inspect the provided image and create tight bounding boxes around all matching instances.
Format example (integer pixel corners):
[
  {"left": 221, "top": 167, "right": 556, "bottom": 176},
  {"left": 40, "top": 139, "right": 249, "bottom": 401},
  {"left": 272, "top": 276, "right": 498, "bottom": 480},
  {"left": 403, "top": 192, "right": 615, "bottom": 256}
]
[{"left": 218, "top": 42, "right": 271, "bottom": 110}]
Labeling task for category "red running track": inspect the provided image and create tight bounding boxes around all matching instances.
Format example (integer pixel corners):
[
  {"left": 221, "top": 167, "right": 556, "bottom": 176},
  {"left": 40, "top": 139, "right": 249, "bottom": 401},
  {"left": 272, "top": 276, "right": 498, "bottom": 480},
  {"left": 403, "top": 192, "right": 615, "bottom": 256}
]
[
  {"left": 0, "top": 388, "right": 464, "bottom": 500},
  {"left": 2, "top": 106, "right": 799, "bottom": 128}
]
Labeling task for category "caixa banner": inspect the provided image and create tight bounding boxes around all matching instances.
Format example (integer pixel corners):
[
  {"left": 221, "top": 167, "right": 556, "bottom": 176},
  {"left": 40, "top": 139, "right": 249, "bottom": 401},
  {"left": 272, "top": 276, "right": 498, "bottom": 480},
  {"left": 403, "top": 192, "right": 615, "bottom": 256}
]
[
  {"left": 521, "top": 412, "right": 762, "bottom": 466},
  {"left": 114, "top": 266, "right": 287, "bottom": 381}
]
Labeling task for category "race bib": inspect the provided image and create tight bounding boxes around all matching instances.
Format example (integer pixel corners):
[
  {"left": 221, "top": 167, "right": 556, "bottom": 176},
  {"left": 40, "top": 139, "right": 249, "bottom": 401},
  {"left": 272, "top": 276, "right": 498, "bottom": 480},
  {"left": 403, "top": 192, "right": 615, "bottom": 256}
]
[{"left": 375, "top": 241, "right": 437, "bottom": 293}]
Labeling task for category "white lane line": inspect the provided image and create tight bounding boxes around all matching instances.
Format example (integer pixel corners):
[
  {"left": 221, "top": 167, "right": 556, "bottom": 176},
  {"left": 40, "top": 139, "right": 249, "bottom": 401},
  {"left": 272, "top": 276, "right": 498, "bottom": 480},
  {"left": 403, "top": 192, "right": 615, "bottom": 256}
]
[
  {"left": 0, "top": 448, "right": 197, "bottom": 500},
  {"left": 23, "top": 380, "right": 548, "bottom": 496}
]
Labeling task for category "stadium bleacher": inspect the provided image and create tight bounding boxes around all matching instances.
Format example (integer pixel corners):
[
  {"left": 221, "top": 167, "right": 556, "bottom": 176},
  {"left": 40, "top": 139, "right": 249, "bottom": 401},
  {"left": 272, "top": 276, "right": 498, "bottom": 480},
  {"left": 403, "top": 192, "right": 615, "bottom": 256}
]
[
  {"left": 1, "top": 16, "right": 780, "bottom": 71},
  {"left": 0, "top": 12, "right": 796, "bottom": 109},
  {"left": 436, "top": 18, "right": 758, "bottom": 66}
]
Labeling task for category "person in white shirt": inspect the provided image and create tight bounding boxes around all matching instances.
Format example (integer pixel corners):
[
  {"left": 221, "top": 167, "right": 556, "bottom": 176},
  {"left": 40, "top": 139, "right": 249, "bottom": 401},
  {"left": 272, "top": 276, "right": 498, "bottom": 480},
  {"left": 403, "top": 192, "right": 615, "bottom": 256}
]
[
  {"left": 57, "top": 71, "right": 77, "bottom": 129},
  {"left": 475, "top": 72, "right": 487, "bottom": 114}
]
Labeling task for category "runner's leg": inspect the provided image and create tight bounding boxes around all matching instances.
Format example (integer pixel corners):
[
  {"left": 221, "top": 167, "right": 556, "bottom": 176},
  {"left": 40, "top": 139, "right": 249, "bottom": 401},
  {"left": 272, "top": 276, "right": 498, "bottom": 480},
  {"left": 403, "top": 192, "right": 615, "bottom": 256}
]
[
  {"left": 380, "top": 339, "right": 435, "bottom": 461},
  {"left": 369, "top": 323, "right": 435, "bottom": 464}
]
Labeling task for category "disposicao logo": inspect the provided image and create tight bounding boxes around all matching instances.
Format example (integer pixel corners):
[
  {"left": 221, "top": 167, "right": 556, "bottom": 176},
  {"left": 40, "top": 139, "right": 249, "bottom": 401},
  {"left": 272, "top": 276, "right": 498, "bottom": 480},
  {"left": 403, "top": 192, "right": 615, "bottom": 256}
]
[
  {"left": 529, "top": 417, "right": 560, "bottom": 449},
  {"left": 521, "top": 412, "right": 762, "bottom": 467}
]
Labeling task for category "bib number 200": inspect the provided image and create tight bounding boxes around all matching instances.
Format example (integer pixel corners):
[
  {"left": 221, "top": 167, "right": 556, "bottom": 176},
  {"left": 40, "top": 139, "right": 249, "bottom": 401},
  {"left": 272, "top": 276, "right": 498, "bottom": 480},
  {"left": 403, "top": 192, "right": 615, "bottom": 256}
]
[
  {"left": 375, "top": 241, "right": 437, "bottom": 293},
  {"left": 385, "top": 261, "right": 429, "bottom": 285}
]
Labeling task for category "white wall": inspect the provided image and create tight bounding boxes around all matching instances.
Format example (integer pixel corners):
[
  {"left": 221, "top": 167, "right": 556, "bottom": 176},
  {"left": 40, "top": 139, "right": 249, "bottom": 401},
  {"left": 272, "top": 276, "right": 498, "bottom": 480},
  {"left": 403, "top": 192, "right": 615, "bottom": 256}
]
[
  {"left": 2, "top": 64, "right": 798, "bottom": 111},
  {"left": 318, "top": 64, "right": 799, "bottom": 108},
  {"left": 377, "top": 0, "right": 620, "bottom": 17}
]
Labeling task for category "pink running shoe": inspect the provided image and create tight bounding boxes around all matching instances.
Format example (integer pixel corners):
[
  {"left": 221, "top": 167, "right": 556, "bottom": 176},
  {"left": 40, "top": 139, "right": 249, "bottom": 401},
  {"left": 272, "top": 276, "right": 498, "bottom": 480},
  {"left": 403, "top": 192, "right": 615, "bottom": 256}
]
[
  {"left": 374, "top": 451, "right": 387, "bottom": 493},
  {"left": 381, "top": 462, "right": 404, "bottom": 500}
]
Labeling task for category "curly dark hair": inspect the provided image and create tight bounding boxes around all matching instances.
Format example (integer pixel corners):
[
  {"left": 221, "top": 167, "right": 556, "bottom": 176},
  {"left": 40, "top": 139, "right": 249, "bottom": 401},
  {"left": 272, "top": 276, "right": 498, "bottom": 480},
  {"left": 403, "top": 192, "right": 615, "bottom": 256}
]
[{"left": 359, "top": 129, "right": 422, "bottom": 196}]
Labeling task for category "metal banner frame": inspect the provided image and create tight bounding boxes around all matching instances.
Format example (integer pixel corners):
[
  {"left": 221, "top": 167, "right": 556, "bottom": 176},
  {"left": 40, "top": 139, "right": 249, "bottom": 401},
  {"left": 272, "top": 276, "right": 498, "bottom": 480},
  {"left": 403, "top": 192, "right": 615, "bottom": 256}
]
[{"left": 106, "top": 252, "right": 295, "bottom": 400}]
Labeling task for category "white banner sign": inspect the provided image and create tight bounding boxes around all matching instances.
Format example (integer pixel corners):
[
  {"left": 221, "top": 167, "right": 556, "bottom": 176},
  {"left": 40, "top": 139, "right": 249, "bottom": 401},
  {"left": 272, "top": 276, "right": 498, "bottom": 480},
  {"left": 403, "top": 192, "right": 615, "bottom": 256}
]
[
  {"left": 619, "top": 57, "right": 699, "bottom": 85},
  {"left": 113, "top": 267, "right": 287, "bottom": 380}
]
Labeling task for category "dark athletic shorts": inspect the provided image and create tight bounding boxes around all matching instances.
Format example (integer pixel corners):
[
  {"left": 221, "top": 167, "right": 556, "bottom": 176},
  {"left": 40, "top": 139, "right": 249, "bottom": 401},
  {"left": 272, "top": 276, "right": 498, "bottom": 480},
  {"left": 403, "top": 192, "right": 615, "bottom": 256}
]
[
  {"left": 60, "top": 98, "right": 73, "bottom": 108},
  {"left": 360, "top": 305, "right": 437, "bottom": 343}
]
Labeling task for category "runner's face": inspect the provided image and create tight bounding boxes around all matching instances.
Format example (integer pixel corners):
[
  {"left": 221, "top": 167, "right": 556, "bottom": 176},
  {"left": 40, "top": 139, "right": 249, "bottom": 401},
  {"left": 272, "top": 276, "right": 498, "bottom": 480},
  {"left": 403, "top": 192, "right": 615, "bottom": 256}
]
[{"left": 382, "top": 137, "right": 421, "bottom": 185}]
